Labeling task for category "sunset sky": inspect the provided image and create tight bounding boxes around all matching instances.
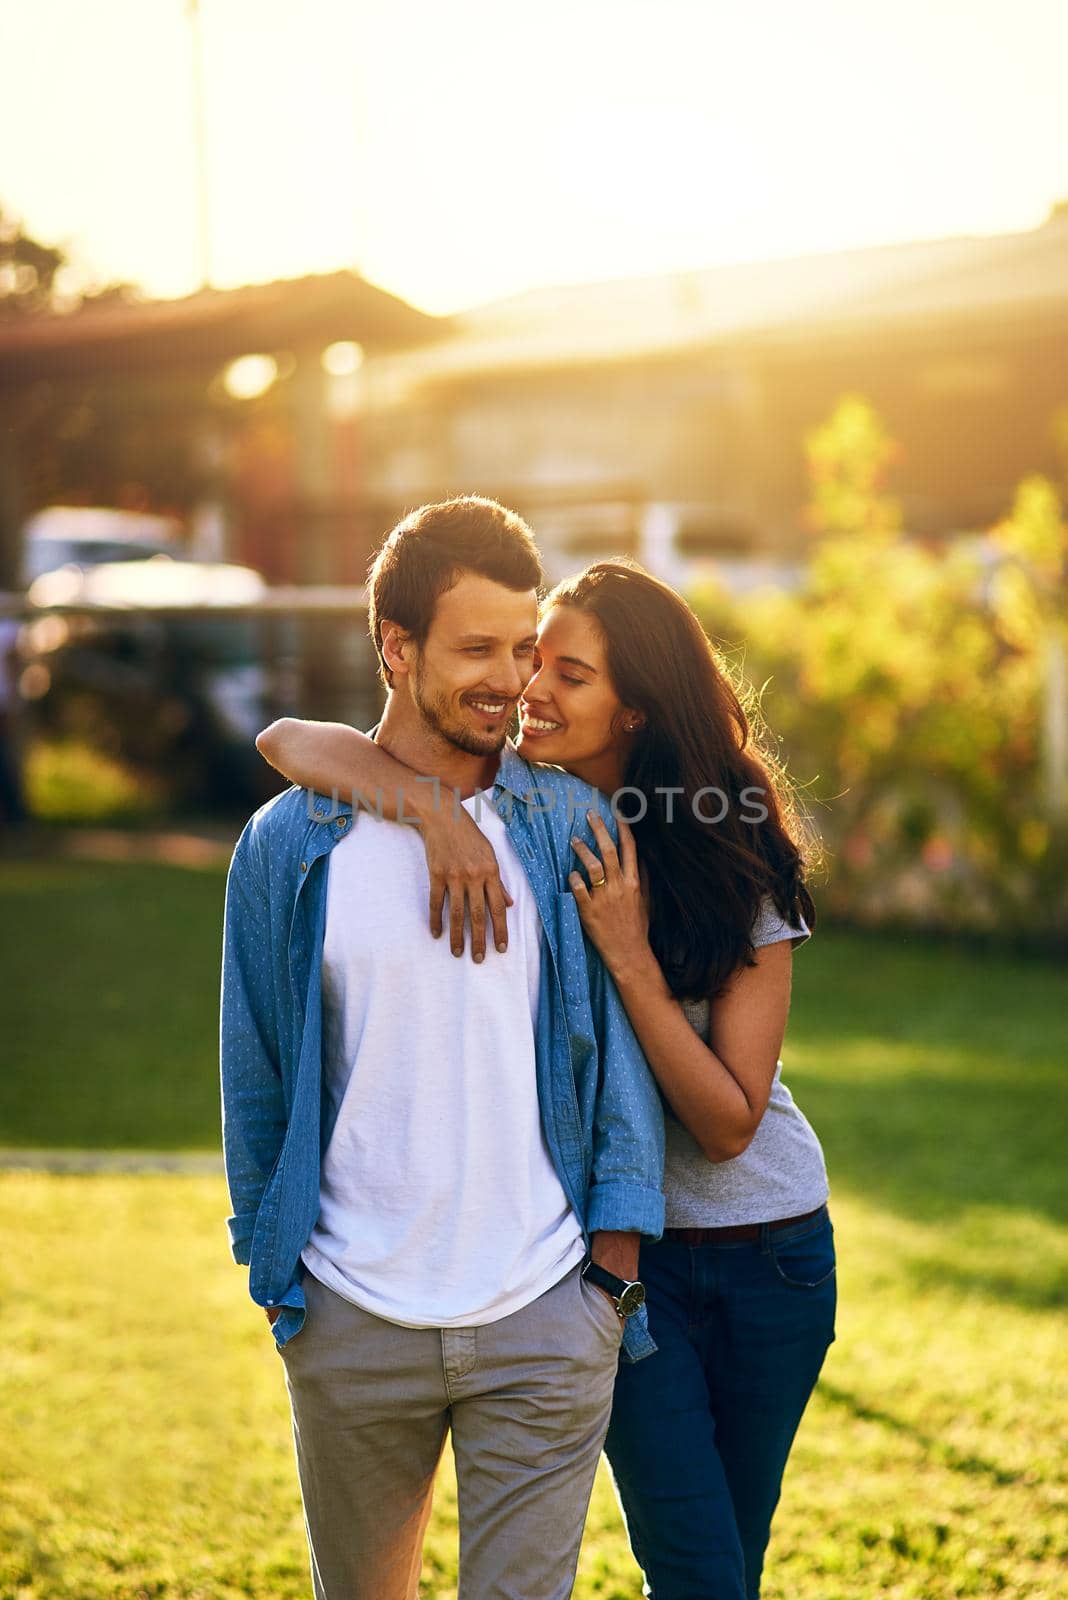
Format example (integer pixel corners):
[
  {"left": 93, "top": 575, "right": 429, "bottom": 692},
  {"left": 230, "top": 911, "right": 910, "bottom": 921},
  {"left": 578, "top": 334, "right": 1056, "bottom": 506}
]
[{"left": 2, "top": 0, "right": 1067, "bottom": 314}]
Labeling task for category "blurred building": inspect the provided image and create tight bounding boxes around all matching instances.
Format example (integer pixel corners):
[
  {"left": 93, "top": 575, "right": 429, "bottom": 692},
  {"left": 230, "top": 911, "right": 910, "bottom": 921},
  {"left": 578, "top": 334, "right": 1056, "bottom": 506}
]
[
  {"left": 363, "top": 202, "right": 1068, "bottom": 585},
  {"left": 0, "top": 271, "right": 441, "bottom": 589},
  {"left": 2, "top": 205, "right": 1067, "bottom": 589}
]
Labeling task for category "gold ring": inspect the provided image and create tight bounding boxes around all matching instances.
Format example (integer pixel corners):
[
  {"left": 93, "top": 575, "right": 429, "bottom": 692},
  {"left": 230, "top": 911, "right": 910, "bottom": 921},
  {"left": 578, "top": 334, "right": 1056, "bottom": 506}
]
[{"left": 590, "top": 874, "right": 607, "bottom": 889}]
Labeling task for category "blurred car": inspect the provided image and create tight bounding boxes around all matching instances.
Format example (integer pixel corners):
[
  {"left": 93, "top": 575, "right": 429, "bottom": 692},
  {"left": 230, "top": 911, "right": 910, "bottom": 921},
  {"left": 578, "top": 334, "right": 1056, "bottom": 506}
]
[
  {"left": 19, "top": 506, "right": 187, "bottom": 589},
  {"left": 20, "top": 555, "right": 281, "bottom": 807}
]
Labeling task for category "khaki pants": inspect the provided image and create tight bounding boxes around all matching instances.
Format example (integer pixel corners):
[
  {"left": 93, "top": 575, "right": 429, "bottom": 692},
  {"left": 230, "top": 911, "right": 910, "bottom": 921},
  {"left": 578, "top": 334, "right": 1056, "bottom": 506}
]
[{"left": 278, "top": 1262, "right": 623, "bottom": 1600}]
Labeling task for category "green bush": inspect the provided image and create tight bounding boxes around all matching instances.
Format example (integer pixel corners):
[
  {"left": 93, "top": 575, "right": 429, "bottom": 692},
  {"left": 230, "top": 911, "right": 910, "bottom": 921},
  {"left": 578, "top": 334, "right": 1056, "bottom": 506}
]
[
  {"left": 692, "top": 399, "right": 1068, "bottom": 940},
  {"left": 24, "top": 738, "right": 168, "bottom": 826}
]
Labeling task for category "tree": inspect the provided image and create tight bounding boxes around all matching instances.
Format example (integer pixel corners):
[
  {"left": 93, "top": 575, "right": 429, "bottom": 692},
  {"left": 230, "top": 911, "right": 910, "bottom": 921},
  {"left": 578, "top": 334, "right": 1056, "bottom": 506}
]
[
  {"left": 989, "top": 475, "right": 1068, "bottom": 817},
  {"left": 0, "top": 206, "right": 66, "bottom": 318},
  {"left": 0, "top": 207, "right": 142, "bottom": 588},
  {"left": 0, "top": 209, "right": 69, "bottom": 583},
  {"left": 803, "top": 394, "right": 902, "bottom": 545},
  {"left": 691, "top": 396, "right": 1068, "bottom": 938}
]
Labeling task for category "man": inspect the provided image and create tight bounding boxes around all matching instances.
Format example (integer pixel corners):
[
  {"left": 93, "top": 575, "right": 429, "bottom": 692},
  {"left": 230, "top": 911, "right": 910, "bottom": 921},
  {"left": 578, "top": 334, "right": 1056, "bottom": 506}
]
[{"left": 220, "top": 497, "right": 664, "bottom": 1600}]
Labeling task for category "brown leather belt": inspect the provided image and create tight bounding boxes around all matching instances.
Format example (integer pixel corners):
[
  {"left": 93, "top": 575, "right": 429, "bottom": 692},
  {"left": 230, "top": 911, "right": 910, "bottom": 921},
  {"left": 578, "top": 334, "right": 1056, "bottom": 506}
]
[{"left": 663, "top": 1205, "right": 826, "bottom": 1246}]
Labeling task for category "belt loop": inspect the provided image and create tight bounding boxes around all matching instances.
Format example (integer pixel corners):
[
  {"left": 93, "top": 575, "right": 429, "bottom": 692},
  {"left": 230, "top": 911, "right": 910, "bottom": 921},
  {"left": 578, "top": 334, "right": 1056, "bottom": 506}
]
[{"left": 758, "top": 1221, "right": 772, "bottom": 1255}]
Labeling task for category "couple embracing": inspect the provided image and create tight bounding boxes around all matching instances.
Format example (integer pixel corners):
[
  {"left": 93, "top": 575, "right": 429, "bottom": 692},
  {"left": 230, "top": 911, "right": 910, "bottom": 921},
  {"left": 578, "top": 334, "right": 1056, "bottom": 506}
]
[{"left": 220, "top": 496, "right": 835, "bottom": 1600}]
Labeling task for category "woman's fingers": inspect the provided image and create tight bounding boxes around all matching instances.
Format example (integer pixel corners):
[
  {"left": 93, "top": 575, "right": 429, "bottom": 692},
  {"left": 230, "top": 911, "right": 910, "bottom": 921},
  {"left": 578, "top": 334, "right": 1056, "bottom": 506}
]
[
  {"left": 428, "top": 870, "right": 447, "bottom": 940},
  {"left": 471, "top": 873, "right": 514, "bottom": 961},
  {"left": 570, "top": 835, "right": 605, "bottom": 887},
  {"left": 618, "top": 818, "right": 639, "bottom": 882},
  {"left": 421, "top": 810, "right": 512, "bottom": 960},
  {"left": 468, "top": 886, "right": 487, "bottom": 963},
  {"left": 448, "top": 878, "right": 467, "bottom": 957},
  {"left": 586, "top": 811, "right": 622, "bottom": 878},
  {"left": 568, "top": 870, "right": 591, "bottom": 907},
  {"left": 486, "top": 879, "right": 511, "bottom": 955},
  {"left": 433, "top": 881, "right": 512, "bottom": 961}
]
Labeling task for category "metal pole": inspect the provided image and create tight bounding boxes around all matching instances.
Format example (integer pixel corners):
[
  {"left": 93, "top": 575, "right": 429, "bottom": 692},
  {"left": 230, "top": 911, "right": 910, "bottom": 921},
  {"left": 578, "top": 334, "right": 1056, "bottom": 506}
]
[{"left": 187, "top": 0, "right": 212, "bottom": 288}]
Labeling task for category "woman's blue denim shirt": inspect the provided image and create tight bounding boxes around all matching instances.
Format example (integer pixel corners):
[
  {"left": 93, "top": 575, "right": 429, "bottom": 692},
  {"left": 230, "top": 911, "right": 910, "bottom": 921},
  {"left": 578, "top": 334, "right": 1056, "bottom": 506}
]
[{"left": 220, "top": 743, "right": 665, "bottom": 1363}]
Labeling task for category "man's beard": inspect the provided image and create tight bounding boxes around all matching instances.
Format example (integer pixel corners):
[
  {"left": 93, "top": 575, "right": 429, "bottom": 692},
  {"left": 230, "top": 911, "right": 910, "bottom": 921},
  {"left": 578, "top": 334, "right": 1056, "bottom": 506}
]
[{"left": 412, "top": 660, "right": 510, "bottom": 758}]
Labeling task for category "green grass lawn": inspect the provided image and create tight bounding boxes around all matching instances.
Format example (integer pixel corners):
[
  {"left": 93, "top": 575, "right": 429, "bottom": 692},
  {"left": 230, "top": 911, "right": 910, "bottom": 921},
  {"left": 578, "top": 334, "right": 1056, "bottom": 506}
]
[
  {"left": 1, "top": 857, "right": 1066, "bottom": 1598},
  {"left": 0, "top": 858, "right": 226, "bottom": 1150}
]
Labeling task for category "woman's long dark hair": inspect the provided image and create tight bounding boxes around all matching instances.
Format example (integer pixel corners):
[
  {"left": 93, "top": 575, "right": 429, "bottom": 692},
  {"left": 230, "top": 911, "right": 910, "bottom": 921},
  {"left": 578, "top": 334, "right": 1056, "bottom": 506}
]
[{"left": 546, "top": 559, "right": 817, "bottom": 999}]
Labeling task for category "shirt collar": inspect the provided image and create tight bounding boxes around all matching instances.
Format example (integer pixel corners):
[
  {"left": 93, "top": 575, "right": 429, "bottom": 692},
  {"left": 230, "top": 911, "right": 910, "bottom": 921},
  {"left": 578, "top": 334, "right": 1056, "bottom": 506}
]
[{"left": 493, "top": 740, "right": 538, "bottom": 800}]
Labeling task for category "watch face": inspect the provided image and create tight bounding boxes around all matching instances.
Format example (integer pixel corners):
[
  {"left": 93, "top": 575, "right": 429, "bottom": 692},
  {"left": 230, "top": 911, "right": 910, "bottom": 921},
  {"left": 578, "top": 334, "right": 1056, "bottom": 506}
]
[{"left": 618, "top": 1281, "right": 646, "bottom": 1317}]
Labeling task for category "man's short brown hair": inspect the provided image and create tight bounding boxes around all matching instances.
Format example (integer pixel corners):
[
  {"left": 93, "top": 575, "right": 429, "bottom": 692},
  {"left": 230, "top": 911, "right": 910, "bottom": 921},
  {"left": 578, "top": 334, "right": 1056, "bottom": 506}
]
[{"left": 368, "top": 497, "right": 543, "bottom": 686}]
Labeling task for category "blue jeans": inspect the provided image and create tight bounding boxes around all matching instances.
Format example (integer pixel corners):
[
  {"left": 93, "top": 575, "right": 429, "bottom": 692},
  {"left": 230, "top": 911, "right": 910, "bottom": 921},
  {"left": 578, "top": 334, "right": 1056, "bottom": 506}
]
[{"left": 605, "top": 1207, "right": 836, "bottom": 1600}]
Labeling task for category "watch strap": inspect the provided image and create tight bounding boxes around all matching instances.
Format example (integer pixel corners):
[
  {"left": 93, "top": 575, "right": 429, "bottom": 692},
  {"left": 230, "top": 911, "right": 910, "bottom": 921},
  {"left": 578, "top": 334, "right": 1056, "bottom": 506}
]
[
  {"left": 581, "top": 1259, "right": 646, "bottom": 1317},
  {"left": 581, "top": 1259, "right": 629, "bottom": 1301}
]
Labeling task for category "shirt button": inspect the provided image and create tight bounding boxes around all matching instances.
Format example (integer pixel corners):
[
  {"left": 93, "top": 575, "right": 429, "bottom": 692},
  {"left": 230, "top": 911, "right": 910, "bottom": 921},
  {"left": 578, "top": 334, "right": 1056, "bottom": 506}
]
[
  {"left": 337, "top": 817, "right": 349, "bottom": 830},
  {"left": 300, "top": 861, "right": 308, "bottom": 872}
]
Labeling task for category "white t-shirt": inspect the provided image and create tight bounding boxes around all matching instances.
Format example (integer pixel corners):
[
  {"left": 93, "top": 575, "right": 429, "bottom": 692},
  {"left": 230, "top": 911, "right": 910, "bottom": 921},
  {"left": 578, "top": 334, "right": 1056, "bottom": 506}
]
[{"left": 301, "top": 790, "right": 585, "bottom": 1327}]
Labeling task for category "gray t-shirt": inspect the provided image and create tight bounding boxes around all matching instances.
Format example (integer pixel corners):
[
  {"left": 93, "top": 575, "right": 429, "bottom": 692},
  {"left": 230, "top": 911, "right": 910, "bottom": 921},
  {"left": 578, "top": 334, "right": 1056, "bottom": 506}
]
[{"left": 664, "top": 898, "right": 829, "bottom": 1227}]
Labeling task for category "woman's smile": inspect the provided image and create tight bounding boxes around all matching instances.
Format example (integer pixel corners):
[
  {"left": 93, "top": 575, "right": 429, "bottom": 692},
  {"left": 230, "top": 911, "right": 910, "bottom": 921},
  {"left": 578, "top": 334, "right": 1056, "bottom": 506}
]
[{"left": 518, "top": 706, "right": 565, "bottom": 740}]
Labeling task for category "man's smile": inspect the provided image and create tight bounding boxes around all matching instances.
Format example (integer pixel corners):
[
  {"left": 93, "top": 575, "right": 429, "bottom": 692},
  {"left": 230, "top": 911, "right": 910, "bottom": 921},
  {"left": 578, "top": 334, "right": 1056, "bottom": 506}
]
[{"left": 465, "top": 694, "right": 514, "bottom": 720}]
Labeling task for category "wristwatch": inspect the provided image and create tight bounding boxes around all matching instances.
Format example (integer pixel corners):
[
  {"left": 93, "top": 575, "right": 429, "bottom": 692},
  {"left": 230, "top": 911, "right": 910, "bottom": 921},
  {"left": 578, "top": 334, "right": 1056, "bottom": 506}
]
[{"left": 581, "top": 1259, "right": 646, "bottom": 1317}]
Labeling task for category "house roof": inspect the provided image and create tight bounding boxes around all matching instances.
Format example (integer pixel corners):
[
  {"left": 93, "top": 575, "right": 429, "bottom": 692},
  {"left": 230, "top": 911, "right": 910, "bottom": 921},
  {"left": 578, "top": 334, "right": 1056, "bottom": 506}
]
[
  {"left": 3, "top": 208, "right": 1065, "bottom": 395},
  {"left": 375, "top": 207, "right": 1068, "bottom": 386},
  {"left": 0, "top": 270, "right": 444, "bottom": 387}
]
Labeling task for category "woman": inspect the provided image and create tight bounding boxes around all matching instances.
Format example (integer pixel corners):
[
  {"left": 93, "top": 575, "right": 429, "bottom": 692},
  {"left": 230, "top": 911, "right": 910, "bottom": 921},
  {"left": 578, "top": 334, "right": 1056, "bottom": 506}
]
[{"left": 257, "top": 559, "right": 835, "bottom": 1600}]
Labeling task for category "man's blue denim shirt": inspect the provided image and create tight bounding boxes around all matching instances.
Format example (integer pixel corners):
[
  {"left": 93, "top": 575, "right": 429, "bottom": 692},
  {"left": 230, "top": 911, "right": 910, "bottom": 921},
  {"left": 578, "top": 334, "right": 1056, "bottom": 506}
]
[{"left": 220, "top": 742, "right": 665, "bottom": 1363}]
